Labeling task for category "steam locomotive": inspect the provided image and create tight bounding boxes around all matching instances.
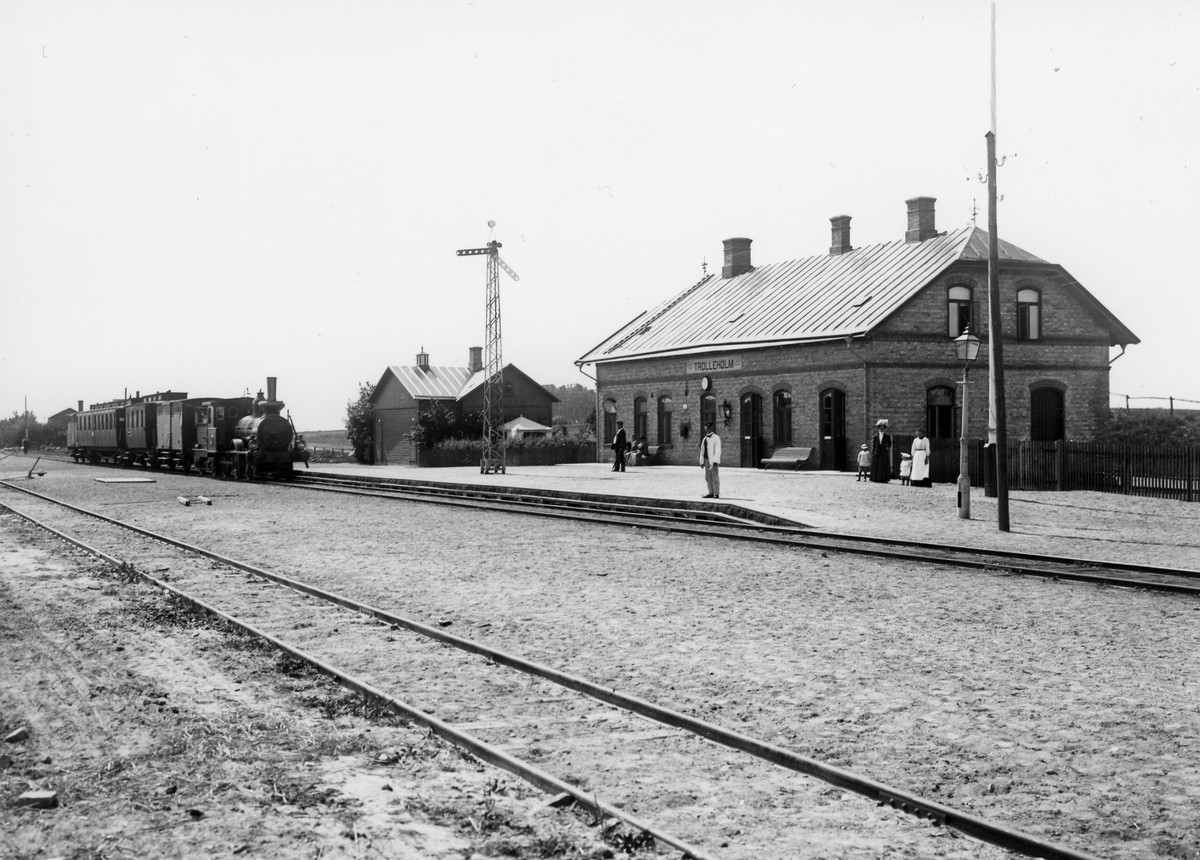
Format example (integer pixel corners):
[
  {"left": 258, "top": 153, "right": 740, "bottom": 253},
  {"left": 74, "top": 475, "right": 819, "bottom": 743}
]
[{"left": 66, "top": 377, "right": 308, "bottom": 479}]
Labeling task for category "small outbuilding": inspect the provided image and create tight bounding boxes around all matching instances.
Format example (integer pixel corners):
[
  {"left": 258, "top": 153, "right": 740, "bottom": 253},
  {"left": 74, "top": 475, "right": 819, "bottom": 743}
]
[{"left": 370, "top": 347, "right": 558, "bottom": 465}]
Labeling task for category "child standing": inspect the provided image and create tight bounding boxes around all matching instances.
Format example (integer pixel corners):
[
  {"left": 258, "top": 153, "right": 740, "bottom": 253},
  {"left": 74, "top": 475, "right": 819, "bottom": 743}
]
[
  {"left": 899, "top": 452, "right": 913, "bottom": 485},
  {"left": 856, "top": 443, "right": 871, "bottom": 481}
]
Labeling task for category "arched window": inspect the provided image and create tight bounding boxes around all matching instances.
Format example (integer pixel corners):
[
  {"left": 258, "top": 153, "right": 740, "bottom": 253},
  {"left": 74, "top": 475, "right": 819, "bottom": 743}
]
[
  {"left": 602, "top": 399, "right": 617, "bottom": 446},
  {"left": 1031, "top": 388, "right": 1064, "bottom": 441},
  {"left": 926, "top": 386, "right": 956, "bottom": 439},
  {"left": 656, "top": 396, "right": 673, "bottom": 445},
  {"left": 633, "top": 397, "right": 648, "bottom": 442},
  {"left": 772, "top": 390, "right": 793, "bottom": 446},
  {"left": 1017, "top": 288, "right": 1041, "bottom": 340},
  {"left": 948, "top": 285, "right": 973, "bottom": 337}
]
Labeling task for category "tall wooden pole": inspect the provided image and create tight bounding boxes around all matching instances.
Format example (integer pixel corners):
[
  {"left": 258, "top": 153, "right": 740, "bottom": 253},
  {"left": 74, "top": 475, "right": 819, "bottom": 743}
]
[
  {"left": 986, "top": 3, "right": 1010, "bottom": 531},
  {"left": 986, "top": 132, "right": 1010, "bottom": 532}
]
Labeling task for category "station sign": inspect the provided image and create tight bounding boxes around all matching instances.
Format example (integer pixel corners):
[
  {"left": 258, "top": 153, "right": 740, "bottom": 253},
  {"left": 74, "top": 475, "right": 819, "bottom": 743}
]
[{"left": 687, "top": 356, "right": 742, "bottom": 374}]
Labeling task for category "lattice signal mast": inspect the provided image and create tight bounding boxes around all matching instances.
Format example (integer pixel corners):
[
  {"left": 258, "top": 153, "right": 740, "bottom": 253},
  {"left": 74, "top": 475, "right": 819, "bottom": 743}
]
[{"left": 456, "top": 221, "right": 519, "bottom": 474}]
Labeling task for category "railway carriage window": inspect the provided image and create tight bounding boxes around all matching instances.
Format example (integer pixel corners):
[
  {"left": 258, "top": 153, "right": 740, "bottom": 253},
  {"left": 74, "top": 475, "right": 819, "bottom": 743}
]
[
  {"left": 1017, "top": 288, "right": 1041, "bottom": 340},
  {"left": 216, "top": 407, "right": 225, "bottom": 421},
  {"left": 947, "top": 285, "right": 973, "bottom": 338}
]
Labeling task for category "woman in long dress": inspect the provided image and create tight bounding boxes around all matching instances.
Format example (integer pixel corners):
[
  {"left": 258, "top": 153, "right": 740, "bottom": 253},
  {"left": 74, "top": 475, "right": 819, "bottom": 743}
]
[
  {"left": 869, "top": 419, "right": 892, "bottom": 483},
  {"left": 910, "top": 428, "right": 932, "bottom": 488}
]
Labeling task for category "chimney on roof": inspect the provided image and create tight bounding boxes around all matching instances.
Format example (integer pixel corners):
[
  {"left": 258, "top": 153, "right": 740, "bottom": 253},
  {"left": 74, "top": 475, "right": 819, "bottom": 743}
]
[
  {"left": 416, "top": 347, "right": 429, "bottom": 370},
  {"left": 468, "top": 346, "right": 483, "bottom": 374},
  {"left": 722, "top": 237, "right": 753, "bottom": 278},
  {"left": 78, "top": 400, "right": 83, "bottom": 413},
  {"left": 830, "top": 215, "right": 852, "bottom": 255},
  {"left": 905, "top": 197, "right": 937, "bottom": 242}
]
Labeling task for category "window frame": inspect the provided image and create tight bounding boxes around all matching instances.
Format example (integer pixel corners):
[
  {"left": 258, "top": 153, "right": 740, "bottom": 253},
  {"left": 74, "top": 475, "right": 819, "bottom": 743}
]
[
  {"left": 656, "top": 396, "right": 673, "bottom": 446},
  {"left": 772, "top": 389, "right": 793, "bottom": 447},
  {"left": 947, "top": 285, "right": 973, "bottom": 338},
  {"left": 1017, "top": 287, "right": 1042, "bottom": 341}
]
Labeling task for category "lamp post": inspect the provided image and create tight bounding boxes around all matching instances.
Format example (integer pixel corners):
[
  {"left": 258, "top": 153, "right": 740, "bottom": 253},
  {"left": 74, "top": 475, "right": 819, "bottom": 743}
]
[{"left": 955, "top": 327, "right": 981, "bottom": 519}]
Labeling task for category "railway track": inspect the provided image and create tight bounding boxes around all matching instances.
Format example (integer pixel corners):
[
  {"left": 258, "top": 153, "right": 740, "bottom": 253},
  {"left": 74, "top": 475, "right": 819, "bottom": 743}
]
[
  {"left": 288, "top": 471, "right": 1200, "bottom": 598},
  {"left": 0, "top": 477, "right": 1108, "bottom": 860}
]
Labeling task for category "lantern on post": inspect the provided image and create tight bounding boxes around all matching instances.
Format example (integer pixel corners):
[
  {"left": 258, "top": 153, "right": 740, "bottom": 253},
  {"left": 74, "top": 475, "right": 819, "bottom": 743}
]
[{"left": 954, "top": 327, "right": 981, "bottom": 519}]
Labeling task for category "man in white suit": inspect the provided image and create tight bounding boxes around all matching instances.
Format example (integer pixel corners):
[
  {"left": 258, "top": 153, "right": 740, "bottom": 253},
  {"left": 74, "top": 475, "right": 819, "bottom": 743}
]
[{"left": 699, "top": 422, "right": 721, "bottom": 498}]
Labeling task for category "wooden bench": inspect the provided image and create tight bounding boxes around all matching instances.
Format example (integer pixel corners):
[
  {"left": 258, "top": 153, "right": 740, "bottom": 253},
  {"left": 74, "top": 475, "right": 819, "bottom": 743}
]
[{"left": 760, "top": 446, "right": 814, "bottom": 470}]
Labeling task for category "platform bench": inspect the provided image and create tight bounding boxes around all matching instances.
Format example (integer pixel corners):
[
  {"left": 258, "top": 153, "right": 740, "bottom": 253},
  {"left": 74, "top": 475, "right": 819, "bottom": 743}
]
[{"left": 760, "top": 446, "right": 814, "bottom": 470}]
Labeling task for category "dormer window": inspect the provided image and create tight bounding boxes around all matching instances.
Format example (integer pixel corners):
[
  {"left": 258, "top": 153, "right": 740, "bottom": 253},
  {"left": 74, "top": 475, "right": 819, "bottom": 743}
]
[
  {"left": 1017, "top": 288, "right": 1041, "bottom": 340},
  {"left": 947, "top": 285, "right": 973, "bottom": 337}
]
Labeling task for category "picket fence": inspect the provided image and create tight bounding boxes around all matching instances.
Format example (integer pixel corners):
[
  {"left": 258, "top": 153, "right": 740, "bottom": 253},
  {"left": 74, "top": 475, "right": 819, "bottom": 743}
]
[{"left": 889, "top": 435, "right": 1200, "bottom": 502}]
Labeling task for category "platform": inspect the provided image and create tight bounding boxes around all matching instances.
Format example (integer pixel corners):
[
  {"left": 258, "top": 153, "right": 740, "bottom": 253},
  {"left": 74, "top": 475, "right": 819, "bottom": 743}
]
[{"left": 306, "top": 462, "right": 1200, "bottom": 570}]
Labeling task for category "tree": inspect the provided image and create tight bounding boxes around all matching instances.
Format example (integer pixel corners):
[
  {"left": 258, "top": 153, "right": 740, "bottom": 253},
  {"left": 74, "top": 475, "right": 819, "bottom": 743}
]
[
  {"left": 344, "top": 382, "right": 376, "bottom": 464},
  {"left": 543, "top": 383, "right": 595, "bottom": 424},
  {"left": 1096, "top": 409, "right": 1200, "bottom": 446}
]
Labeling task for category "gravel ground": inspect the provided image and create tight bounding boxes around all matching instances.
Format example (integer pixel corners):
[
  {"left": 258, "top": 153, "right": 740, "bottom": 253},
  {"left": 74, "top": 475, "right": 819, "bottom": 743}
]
[{"left": 2, "top": 456, "right": 1199, "bottom": 859}]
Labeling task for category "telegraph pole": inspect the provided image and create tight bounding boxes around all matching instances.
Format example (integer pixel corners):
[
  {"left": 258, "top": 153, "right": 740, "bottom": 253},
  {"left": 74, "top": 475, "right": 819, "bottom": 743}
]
[
  {"left": 986, "top": 3, "right": 1011, "bottom": 531},
  {"left": 457, "top": 222, "right": 519, "bottom": 474}
]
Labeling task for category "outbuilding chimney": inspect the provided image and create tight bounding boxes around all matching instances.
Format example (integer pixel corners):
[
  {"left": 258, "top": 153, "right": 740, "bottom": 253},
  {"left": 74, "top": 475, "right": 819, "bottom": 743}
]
[
  {"left": 905, "top": 197, "right": 937, "bottom": 242},
  {"left": 721, "top": 237, "right": 753, "bottom": 278},
  {"left": 468, "top": 346, "right": 483, "bottom": 374},
  {"left": 830, "top": 215, "right": 852, "bottom": 255},
  {"left": 416, "top": 347, "right": 429, "bottom": 370},
  {"left": 77, "top": 400, "right": 83, "bottom": 413}
]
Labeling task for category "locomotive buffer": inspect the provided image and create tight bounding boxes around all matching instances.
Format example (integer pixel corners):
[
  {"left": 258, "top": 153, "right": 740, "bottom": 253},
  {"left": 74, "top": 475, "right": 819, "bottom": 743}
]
[{"left": 457, "top": 224, "right": 519, "bottom": 475}]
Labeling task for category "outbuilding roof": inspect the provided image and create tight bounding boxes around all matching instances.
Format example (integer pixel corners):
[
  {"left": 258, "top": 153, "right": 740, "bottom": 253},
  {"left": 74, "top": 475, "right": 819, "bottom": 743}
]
[
  {"left": 380, "top": 365, "right": 474, "bottom": 400},
  {"left": 577, "top": 225, "right": 1136, "bottom": 365}
]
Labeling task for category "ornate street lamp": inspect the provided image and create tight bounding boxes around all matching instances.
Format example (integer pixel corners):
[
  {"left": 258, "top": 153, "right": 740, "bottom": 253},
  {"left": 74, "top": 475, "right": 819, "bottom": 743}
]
[{"left": 955, "top": 327, "right": 981, "bottom": 519}]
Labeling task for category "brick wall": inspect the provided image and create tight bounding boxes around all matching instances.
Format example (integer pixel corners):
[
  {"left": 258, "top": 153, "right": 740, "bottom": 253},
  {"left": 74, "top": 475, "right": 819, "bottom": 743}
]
[{"left": 594, "top": 262, "right": 1117, "bottom": 468}]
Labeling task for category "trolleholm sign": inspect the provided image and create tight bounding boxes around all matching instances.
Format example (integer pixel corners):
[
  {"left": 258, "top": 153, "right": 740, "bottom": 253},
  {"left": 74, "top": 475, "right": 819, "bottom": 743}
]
[{"left": 688, "top": 356, "right": 742, "bottom": 374}]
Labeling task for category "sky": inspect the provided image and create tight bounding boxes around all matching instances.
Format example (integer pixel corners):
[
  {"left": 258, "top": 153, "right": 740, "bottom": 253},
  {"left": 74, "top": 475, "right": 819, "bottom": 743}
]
[{"left": 2, "top": 1, "right": 1197, "bottom": 430}]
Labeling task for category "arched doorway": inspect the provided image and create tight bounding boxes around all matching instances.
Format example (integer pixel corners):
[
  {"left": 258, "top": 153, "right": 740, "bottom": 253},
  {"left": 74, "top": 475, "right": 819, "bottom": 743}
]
[
  {"left": 1031, "top": 388, "right": 1065, "bottom": 441},
  {"left": 926, "top": 386, "right": 955, "bottom": 439},
  {"left": 700, "top": 394, "right": 717, "bottom": 433},
  {"left": 819, "top": 388, "right": 846, "bottom": 470},
  {"left": 740, "top": 392, "right": 764, "bottom": 467}
]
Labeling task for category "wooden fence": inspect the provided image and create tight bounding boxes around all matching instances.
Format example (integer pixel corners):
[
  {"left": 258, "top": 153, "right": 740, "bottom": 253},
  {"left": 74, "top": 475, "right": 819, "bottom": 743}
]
[{"left": 889, "top": 435, "right": 1200, "bottom": 502}]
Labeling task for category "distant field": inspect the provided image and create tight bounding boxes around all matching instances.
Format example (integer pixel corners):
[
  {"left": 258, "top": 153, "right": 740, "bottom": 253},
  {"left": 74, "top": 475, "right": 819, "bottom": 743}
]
[{"left": 299, "top": 429, "right": 350, "bottom": 448}]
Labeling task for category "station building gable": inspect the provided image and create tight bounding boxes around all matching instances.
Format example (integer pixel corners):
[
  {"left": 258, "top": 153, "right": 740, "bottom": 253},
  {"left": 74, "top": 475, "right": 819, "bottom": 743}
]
[{"left": 577, "top": 197, "right": 1138, "bottom": 471}]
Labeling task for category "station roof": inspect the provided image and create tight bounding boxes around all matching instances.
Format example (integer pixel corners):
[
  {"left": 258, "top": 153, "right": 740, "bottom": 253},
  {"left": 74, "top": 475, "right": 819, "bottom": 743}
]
[{"left": 577, "top": 225, "right": 1136, "bottom": 365}]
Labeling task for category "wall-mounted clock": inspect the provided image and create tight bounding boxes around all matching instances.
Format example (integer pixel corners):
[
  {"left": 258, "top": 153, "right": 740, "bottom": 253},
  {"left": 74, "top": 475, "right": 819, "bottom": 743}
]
[{"left": 700, "top": 376, "right": 711, "bottom": 391}]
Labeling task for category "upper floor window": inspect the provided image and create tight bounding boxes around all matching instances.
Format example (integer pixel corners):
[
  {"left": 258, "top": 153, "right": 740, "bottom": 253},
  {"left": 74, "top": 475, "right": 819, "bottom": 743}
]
[
  {"left": 656, "top": 396, "right": 673, "bottom": 445},
  {"left": 772, "top": 390, "right": 793, "bottom": 446},
  {"left": 1017, "top": 288, "right": 1041, "bottom": 340},
  {"left": 948, "top": 285, "right": 973, "bottom": 337}
]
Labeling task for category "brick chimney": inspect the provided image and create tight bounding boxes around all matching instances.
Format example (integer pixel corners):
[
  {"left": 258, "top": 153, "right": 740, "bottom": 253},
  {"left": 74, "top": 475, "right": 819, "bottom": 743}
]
[
  {"left": 905, "top": 197, "right": 937, "bottom": 242},
  {"left": 468, "top": 346, "right": 483, "bottom": 374},
  {"left": 830, "top": 215, "right": 852, "bottom": 255},
  {"left": 721, "top": 237, "right": 753, "bottom": 278},
  {"left": 416, "top": 347, "right": 429, "bottom": 370}
]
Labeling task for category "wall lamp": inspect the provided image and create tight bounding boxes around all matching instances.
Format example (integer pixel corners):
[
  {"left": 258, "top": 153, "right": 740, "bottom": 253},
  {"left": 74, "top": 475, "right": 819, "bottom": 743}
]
[{"left": 721, "top": 401, "right": 733, "bottom": 423}]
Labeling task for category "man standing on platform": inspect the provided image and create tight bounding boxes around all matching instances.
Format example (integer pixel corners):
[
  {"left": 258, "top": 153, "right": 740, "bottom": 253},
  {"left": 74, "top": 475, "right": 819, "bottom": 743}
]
[
  {"left": 699, "top": 422, "right": 721, "bottom": 498},
  {"left": 611, "top": 421, "right": 627, "bottom": 472}
]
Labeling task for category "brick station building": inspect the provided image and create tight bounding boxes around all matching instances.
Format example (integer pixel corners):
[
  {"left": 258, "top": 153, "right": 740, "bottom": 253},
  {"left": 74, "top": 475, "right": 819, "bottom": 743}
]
[{"left": 576, "top": 197, "right": 1138, "bottom": 472}]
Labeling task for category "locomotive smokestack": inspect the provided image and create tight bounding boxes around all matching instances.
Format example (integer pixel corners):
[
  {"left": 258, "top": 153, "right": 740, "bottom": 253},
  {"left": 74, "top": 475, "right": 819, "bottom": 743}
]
[{"left": 267, "top": 377, "right": 277, "bottom": 402}]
